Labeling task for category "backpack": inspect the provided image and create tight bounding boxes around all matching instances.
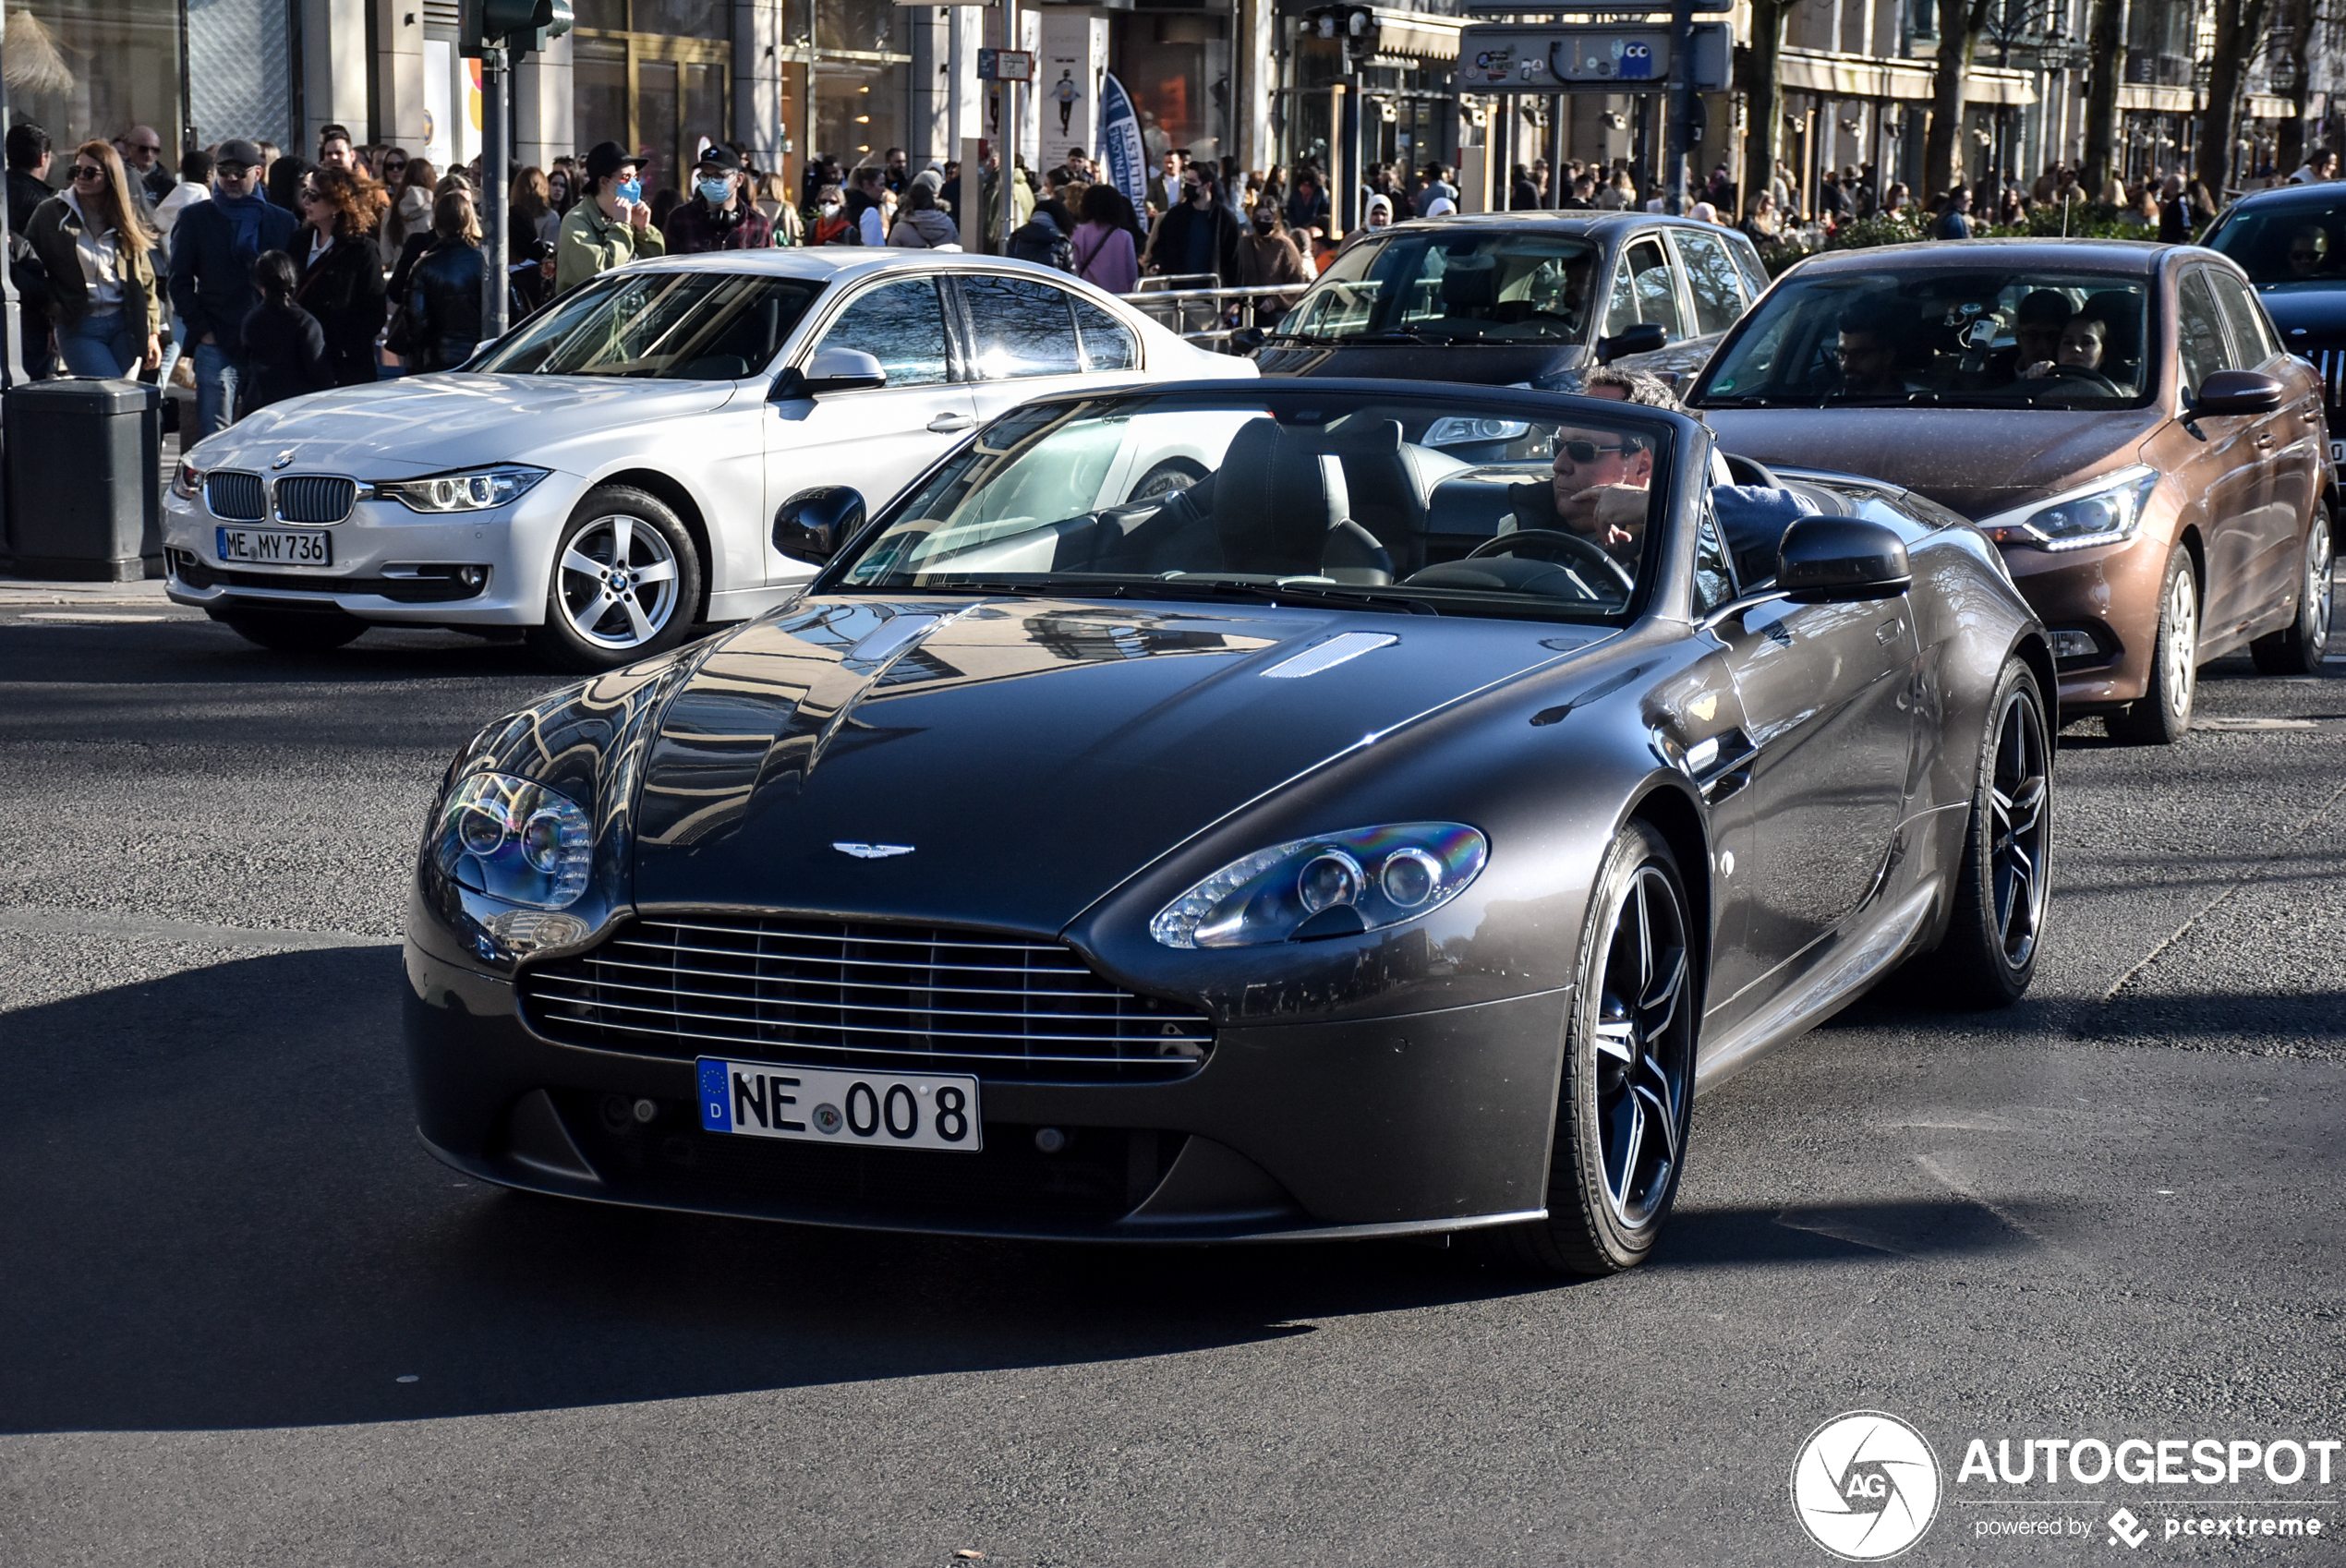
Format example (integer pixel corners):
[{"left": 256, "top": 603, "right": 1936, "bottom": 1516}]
[{"left": 1008, "top": 215, "right": 1073, "bottom": 272}]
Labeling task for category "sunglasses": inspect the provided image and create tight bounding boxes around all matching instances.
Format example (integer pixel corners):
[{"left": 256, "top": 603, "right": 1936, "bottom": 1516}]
[
  {"left": 71, "top": 164, "right": 106, "bottom": 181},
  {"left": 1559, "top": 440, "right": 1627, "bottom": 463}
]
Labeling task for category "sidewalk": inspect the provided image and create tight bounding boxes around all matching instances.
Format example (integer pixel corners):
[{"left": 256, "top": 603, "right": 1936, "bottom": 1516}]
[{"left": 0, "top": 575, "right": 174, "bottom": 608}]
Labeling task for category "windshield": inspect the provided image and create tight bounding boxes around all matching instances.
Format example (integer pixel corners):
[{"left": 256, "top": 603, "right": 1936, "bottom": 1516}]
[
  {"left": 828, "top": 391, "right": 1674, "bottom": 623},
  {"left": 2205, "top": 201, "right": 2346, "bottom": 286},
  {"left": 473, "top": 271, "right": 823, "bottom": 379},
  {"left": 1692, "top": 269, "right": 2155, "bottom": 408},
  {"left": 1278, "top": 231, "right": 1600, "bottom": 344}
]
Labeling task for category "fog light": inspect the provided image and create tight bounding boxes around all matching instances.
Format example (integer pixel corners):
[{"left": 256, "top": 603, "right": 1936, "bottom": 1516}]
[{"left": 2050, "top": 629, "right": 2101, "bottom": 661}]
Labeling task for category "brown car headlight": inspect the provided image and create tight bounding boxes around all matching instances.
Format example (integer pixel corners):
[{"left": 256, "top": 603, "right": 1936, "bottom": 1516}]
[{"left": 1978, "top": 466, "right": 2159, "bottom": 552}]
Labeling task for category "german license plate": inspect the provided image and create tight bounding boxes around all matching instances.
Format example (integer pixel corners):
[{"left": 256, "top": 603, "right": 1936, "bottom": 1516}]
[
  {"left": 696, "top": 1056, "right": 981, "bottom": 1152},
  {"left": 216, "top": 526, "right": 332, "bottom": 566}
]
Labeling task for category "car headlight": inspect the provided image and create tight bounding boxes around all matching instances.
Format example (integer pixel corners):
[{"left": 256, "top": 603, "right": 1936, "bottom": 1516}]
[
  {"left": 432, "top": 771, "right": 592, "bottom": 910},
  {"left": 172, "top": 459, "right": 202, "bottom": 501},
  {"left": 1977, "top": 465, "right": 2159, "bottom": 552},
  {"left": 369, "top": 464, "right": 549, "bottom": 513},
  {"left": 1423, "top": 416, "right": 1531, "bottom": 447},
  {"left": 1150, "top": 823, "right": 1488, "bottom": 948}
]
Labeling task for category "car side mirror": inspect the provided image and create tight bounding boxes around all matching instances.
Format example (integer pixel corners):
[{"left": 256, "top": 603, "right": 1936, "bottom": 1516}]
[
  {"left": 1229, "top": 326, "right": 1267, "bottom": 354},
  {"left": 1777, "top": 516, "right": 1912, "bottom": 603},
  {"left": 769, "top": 347, "right": 888, "bottom": 402},
  {"left": 1595, "top": 320, "right": 1667, "bottom": 365},
  {"left": 2189, "top": 368, "right": 2283, "bottom": 416},
  {"left": 773, "top": 486, "right": 865, "bottom": 564}
]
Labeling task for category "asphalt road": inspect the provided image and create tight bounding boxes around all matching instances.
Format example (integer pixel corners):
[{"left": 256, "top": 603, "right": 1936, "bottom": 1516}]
[{"left": 1, "top": 595, "right": 2341, "bottom": 1567}]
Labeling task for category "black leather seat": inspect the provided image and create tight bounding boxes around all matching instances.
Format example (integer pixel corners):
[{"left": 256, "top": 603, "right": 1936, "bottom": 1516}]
[{"left": 1210, "top": 418, "right": 1394, "bottom": 584}]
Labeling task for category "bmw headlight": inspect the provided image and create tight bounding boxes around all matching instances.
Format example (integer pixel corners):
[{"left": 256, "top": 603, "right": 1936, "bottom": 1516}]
[
  {"left": 433, "top": 771, "right": 592, "bottom": 910},
  {"left": 1422, "top": 416, "right": 1531, "bottom": 447},
  {"left": 370, "top": 465, "right": 549, "bottom": 513},
  {"left": 1978, "top": 465, "right": 2159, "bottom": 552},
  {"left": 172, "top": 458, "right": 203, "bottom": 501},
  {"left": 1150, "top": 823, "right": 1488, "bottom": 948}
]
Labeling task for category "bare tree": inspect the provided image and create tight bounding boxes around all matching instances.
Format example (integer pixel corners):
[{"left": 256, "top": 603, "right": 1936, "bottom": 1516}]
[
  {"left": 2271, "top": 0, "right": 2316, "bottom": 174},
  {"left": 2081, "top": 0, "right": 2129, "bottom": 199},
  {"left": 1738, "top": 0, "right": 1797, "bottom": 222},
  {"left": 1923, "top": 0, "right": 1997, "bottom": 200},
  {"left": 2196, "top": 0, "right": 2273, "bottom": 198}
]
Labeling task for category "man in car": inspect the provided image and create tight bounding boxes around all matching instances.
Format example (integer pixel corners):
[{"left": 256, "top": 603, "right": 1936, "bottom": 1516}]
[
  {"left": 2009, "top": 289, "right": 2073, "bottom": 374},
  {"left": 1832, "top": 297, "right": 1919, "bottom": 397},
  {"left": 2285, "top": 224, "right": 2330, "bottom": 277}
]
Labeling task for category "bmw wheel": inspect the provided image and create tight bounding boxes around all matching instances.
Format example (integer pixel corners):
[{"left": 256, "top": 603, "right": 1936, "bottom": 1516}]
[
  {"left": 1915, "top": 657, "right": 2050, "bottom": 1008},
  {"left": 1482, "top": 819, "right": 1696, "bottom": 1276},
  {"left": 2108, "top": 546, "right": 2197, "bottom": 744},
  {"left": 2250, "top": 501, "right": 2332, "bottom": 676},
  {"left": 526, "top": 486, "right": 703, "bottom": 672}
]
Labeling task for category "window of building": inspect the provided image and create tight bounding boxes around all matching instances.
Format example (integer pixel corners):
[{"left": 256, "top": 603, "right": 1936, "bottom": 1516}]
[{"left": 571, "top": 0, "right": 732, "bottom": 202}]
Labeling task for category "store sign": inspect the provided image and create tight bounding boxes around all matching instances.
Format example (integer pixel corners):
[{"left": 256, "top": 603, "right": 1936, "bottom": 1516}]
[
  {"left": 1456, "top": 22, "right": 1730, "bottom": 92},
  {"left": 977, "top": 49, "right": 1034, "bottom": 82}
]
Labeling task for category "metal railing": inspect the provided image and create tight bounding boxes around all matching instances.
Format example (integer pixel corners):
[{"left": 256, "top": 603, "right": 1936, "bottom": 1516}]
[{"left": 1121, "top": 276, "right": 1317, "bottom": 350}]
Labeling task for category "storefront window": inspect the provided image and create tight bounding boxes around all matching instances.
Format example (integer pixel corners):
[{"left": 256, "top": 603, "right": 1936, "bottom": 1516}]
[
  {"left": 187, "top": 0, "right": 296, "bottom": 152},
  {"left": 572, "top": 0, "right": 732, "bottom": 200},
  {"left": 816, "top": 64, "right": 904, "bottom": 165},
  {"left": 1118, "top": 16, "right": 1228, "bottom": 164},
  {"left": 8, "top": 0, "right": 185, "bottom": 160}
]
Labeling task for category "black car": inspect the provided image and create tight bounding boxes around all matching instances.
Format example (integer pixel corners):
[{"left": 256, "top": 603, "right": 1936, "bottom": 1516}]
[
  {"left": 2204, "top": 183, "right": 2346, "bottom": 477},
  {"left": 1252, "top": 212, "right": 1772, "bottom": 391},
  {"left": 405, "top": 380, "right": 2053, "bottom": 1275}
]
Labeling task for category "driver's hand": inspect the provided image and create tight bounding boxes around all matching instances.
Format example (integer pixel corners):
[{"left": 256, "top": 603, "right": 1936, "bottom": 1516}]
[
  {"left": 1560, "top": 485, "right": 1647, "bottom": 556},
  {"left": 2019, "top": 359, "right": 2053, "bottom": 379}
]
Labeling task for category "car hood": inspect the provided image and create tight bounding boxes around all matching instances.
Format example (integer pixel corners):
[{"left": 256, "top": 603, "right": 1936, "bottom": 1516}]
[
  {"left": 628, "top": 595, "right": 1604, "bottom": 934},
  {"left": 1254, "top": 340, "right": 1588, "bottom": 388},
  {"left": 186, "top": 374, "right": 739, "bottom": 480},
  {"left": 1698, "top": 404, "right": 2169, "bottom": 520},
  {"left": 2255, "top": 282, "right": 2346, "bottom": 343}
]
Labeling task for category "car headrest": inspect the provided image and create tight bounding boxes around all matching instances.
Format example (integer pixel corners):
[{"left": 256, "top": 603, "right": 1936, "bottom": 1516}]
[
  {"left": 1211, "top": 417, "right": 1351, "bottom": 573},
  {"left": 1440, "top": 257, "right": 1499, "bottom": 310}
]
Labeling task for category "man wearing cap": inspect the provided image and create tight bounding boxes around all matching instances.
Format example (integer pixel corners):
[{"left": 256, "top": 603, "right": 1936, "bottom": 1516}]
[
  {"left": 167, "top": 139, "right": 298, "bottom": 437},
  {"left": 661, "top": 144, "right": 771, "bottom": 254},
  {"left": 556, "top": 139, "right": 663, "bottom": 295}
]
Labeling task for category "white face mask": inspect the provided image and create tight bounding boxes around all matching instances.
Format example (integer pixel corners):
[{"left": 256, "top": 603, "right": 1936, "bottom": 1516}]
[{"left": 821, "top": 201, "right": 841, "bottom": 216}]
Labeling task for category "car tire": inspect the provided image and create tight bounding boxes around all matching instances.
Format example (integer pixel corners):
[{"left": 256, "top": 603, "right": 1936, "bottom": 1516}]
[
  {"left": 1914, "top": 657, "right": 2050, "bottom": 1009},
  {"left": 524, "top": 486, "right": 704, "bottom": 673},
  {"left": 213, "top": 609, "right": 368, "bottom": 652},
  {"left": 2107, "top": 546, "right": 2198, "bottom": 744},
  {"left": 1129, "top": 457, "right": 1207, "bottom": 502},
  {"left": 1478, "top": 819, "right": 1697, "bottom": 1277},
  {"left": 2249, "top": 501, "right": 2332, "bottom": 676}
]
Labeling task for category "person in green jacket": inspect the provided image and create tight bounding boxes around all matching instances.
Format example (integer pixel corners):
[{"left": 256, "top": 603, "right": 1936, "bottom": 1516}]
[{"left": 555, "top": 140, "right": 664, "bottom": 296}]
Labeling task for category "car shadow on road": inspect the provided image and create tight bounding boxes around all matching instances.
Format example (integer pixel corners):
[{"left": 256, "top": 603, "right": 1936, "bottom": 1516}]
[{"left": 1, "top": 948, "right": 2030, "bottom": 1436}]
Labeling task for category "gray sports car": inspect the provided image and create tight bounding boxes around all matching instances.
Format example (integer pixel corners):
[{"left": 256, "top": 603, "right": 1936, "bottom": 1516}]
[{"left": 405, "top": 380, "right": 2055, "bottom": 1275}]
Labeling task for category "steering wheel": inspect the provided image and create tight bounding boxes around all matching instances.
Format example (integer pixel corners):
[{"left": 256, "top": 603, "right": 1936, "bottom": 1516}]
[
  {"left": 2038, "top": 364, "right": 2123, "bottom": 396},
  {"left": 1464, "top": 528, "right": 1636, "bottom": 593}
]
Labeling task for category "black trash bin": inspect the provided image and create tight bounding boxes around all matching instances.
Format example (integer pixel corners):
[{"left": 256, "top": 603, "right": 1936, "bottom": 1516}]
[{"left": 5, "top": 378, "right": 162, "bottom": 582}]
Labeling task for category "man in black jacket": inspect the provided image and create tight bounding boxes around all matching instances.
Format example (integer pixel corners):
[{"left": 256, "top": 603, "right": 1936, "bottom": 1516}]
[
  {"left": 6, "top": 124, "right": 56, "bottom": 378},
  {"left": 168, "top": 139, "right": 299, "bottom": 438},
  {"left": 1143, "top": 166, "right": 1240, "bottom": 285}
]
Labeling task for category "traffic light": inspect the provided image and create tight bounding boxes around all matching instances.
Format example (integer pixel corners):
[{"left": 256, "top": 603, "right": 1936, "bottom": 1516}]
[{"left": 460, "top": 0, "right": 572, "bottom": 56}]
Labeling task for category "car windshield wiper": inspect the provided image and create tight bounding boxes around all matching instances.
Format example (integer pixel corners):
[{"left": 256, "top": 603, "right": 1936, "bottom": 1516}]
[{"left": 1116, "top": 576, "right": 1441, "bottom": 616}]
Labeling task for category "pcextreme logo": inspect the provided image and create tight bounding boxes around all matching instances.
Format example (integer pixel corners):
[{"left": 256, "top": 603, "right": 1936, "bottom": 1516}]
[{"left": 1792, "top": 1410, "right": 1944, "bottom": 1561}]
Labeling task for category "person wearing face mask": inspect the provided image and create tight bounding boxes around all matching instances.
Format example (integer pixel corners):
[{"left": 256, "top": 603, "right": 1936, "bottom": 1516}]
[
  {"left": 1231, "top": 199, "right": 1311, "bottom": 328},
  {"left": 1141, "top": 166, "right": 1240, "bottom": 285},
  {"left": 809, "top": 184, "right": 858, "bottom": 245},
  {"left": 555, "top": 139, "right": 663, "bottom": 295},
  {"left": 661, "top": 145, "right": 771, "bottom": 254}
]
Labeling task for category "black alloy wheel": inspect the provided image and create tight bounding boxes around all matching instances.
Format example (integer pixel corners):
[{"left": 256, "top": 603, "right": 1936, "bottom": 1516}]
[
  {"left": 2250, "top": 501, "right": 2333, "bottom": 675},
  {"left": 213, "top": 609, "right": 368, "bottom": 652},
  {"left": 1482, "top": 819, "right": 1696, "bottom": 1276},
  {"left": 1917, "top": 657, "right": 2050, "bottom": 1008}
]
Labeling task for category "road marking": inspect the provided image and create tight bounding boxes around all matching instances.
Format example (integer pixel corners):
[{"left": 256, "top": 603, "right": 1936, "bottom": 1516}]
[
  {"left": 2194, "top": 715, "right": 2321, "bottom": 730},
  {"left": 2100, "top": 772, "right": 2346, "bottom": 1002},
  {"left": 0, "top": 904, "right": 389, "bottom": 952},
  {"left": 14, "top": 612, "right": 172, "bottom": 623}
]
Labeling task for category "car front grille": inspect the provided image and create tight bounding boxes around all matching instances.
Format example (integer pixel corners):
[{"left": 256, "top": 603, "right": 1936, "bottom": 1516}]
[
  {"left": 2311, "top": 348, "right": 2345, "bottom": 419},
  {"left": 519, "top": 915, "right": 1215, "bottom": 1083},
  {"left": 274, "top": 476, "right": 357, "bottom": 525},
  {"left": 204, "top": 471, "right": 267, "bottom": 522}
]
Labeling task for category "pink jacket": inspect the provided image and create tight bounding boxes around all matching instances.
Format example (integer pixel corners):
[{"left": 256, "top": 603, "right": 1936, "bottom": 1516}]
[{"left": 1071, "top": 221, "right": 1139, "bottom": 296}]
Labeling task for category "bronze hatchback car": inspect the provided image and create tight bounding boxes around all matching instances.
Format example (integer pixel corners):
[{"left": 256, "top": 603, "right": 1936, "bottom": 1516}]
[{"left": 1692, "top": 240, "right": 2334, "bottom": 742}]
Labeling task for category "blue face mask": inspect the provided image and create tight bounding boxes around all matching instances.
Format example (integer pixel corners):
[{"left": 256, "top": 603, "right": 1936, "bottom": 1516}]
[
  {"left": 615, "top": 176, "right": 642, "bottom": 206},
  {"left": 696, "top": 176, "right": 732, "bottom": 204}
]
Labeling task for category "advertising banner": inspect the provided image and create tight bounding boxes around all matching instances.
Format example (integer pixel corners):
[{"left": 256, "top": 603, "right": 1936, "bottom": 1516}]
[{"left": 1099, "top": 71, "right": 1147, "bottom": 217}]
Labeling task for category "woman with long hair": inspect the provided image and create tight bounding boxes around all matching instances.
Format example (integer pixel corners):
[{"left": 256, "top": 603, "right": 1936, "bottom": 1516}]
[
  {"left": 510, "top": 165, "right": 559, "bottom": 255},
  {"left": 381, "top": 156, "right": 437, "bottom": 265},
  {"left": 753, "top": 171, "right": 802, "bottom": 245},
  {"left": 1070, "top": 181, "right": 1138, "bottom": 294},
  {"left": 405, "top": 189, "right": 487, "bottom": 371},
  {"left": 294, "top": 164, "right": 391, "bottom": 386},
  {"left": 26, "top": 139, "right": 163, "bottom": 377}
]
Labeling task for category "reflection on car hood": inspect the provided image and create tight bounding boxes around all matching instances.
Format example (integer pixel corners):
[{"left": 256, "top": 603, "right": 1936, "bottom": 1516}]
[
  {"left": 185, "top": 374, "right": 737, "bottom": 479},
  {"left": 1255, "top": 340, "right": 1588, "bottom": 387},
  {"left": 1699, "top": 404, "right": 2168, "bottom": 519},
  {"left": 629, "top": 596, "right": 1604, "bottom": 932}
]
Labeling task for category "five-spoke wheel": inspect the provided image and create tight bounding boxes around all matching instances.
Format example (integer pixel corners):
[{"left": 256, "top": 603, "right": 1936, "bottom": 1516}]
[{"left": 526, "top": 485, "right": 704, "bottom": 671}]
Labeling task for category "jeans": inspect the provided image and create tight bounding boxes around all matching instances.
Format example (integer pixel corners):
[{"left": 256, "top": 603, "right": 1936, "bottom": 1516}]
[
  {"left": 192, "top": 341, "right": 242, "bottom": 440},
  {"left": 56, "top": 309, "right": 137, "bottom": 379}
]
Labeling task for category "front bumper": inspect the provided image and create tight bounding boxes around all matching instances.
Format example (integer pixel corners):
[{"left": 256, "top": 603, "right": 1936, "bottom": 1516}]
[
  {"left": 161, "top": 473, "right": 586, "bottom": 626},
  {"left": 1996, "top": 530, "right": 2171, "bottom": 713},
  {"left": 405, "top": 941, "right": 1568, "bottom": 1242}
]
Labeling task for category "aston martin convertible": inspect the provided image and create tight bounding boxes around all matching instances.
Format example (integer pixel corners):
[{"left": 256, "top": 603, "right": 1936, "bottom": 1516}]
[{"left": 405, "top": 380, "right": 2056, "bottom": 1275}]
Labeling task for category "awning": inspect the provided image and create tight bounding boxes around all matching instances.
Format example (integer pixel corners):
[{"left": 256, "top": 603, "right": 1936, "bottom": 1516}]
[
  {"left": 2245, "top": 93, "right": 2296, "bottom": 118},
  {"left": 2117, "top": 83, "right": 2198, "bottom": 114},
  {"left": 1369, "top": 8, "right": 1463, "bottom": 62},
  {"left": 1776, "top": 49, "right": 2036, "bottom": 106}
]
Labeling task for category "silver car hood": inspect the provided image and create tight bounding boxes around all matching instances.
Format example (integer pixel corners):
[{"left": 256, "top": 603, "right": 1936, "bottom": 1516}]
[{"left": 184, "top": 374, "right": 740, "bottom": 481}]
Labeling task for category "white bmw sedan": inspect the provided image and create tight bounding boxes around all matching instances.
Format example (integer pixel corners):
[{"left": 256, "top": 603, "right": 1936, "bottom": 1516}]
[{"left": 163, "top": 250, "right": 1252, "bottom": 668}]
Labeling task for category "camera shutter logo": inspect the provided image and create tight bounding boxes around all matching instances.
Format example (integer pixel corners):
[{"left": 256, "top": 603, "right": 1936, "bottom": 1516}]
[{"left": 1790, "top": 1411, "right": 1941, "bottom": 1560}]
